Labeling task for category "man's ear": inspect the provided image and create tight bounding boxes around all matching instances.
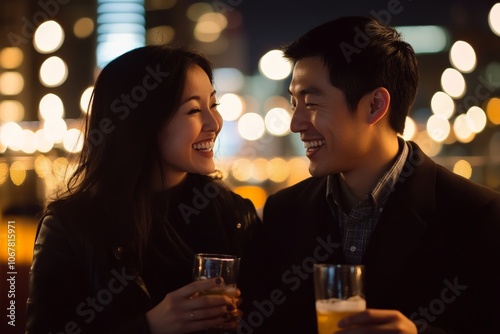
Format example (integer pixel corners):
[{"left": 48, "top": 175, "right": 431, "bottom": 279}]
[{"left": 368, "top": 87, "right": 390, "bottom": 125}]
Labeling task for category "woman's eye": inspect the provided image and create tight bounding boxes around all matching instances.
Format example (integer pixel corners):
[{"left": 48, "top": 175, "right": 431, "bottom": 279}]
[
  {"left": 188, "top": 108, "right": 201, "bottom": 114},
  {"left": 211, "top": 102, "right": 220, "bottom": 109}
]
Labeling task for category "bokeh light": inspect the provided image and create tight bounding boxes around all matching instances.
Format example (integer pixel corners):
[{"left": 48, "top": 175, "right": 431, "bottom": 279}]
[
  {"left": 488, "top": 3, "right": 500, "bottom": 36},
  {"left": 0, "top": 47, "right": 23, "bottom": 69},
  {"left": 486, "top": 97, "right": 500, "bottom": 125},
  {"left": 39, "top": 56, "right": 68, "bottom": 87},
  {"left": 431, "top": 91, "right": 455, "bottom": 119},
  {"left": 427, "top": 115, "right": 450, "bottom": 142},
  {"left": 238, "top": 113, "right": 265, "bottom": 141},
  {"left": 39, "top": 93, "right": 64, "bottom": 120},
  {"left": 80, "top": 86, "right": 94, "bottom": 113},
  {"left": 265, "top": 108, "right": 291, "bottom": 136},
  {"left": 218, "top": 93, "right": 243, "bottom": 121},
  {"left": 0, "top": 71, "right": 24, "bottom": 95},
  {"left": 259, "top": 50, "right": 292, "bottom": 80},
  {"left": 441, "top": 68, "right": 466, "bottom": 98},
  {"left": 74, "top": 17, "right": 95, "bottom": 38},
  {"left": 449, "top": 41, "right": 476, "bottom": 73},
  {"left": 402, "top": 116, "right": 417, "bottom": 140},
  {"left": 0, "top": 100, "right": 24, "bottom": 122},
  {"left": 34, "top": 20, "right": 65, "bottom": 54},
  {"left": 453, "top": 159, "right": 472, "bottom": 179},
  {"left": 465, "top": 106, "right": 487, "bottom": 133}
]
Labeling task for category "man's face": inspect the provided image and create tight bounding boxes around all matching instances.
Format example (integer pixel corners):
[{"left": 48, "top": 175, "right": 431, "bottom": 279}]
[{"left": 289, "top": 56, "right": 372, "bottom": 177}]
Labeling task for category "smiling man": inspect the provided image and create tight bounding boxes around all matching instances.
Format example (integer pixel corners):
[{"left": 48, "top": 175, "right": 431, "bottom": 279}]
[{"left": 244, "top": 16, "right": 500, "bottom": 334}]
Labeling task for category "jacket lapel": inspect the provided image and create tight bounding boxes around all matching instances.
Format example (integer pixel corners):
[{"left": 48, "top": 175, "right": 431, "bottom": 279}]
[{"left": 363, "top": 141, "right": 437, "bottom": 305}]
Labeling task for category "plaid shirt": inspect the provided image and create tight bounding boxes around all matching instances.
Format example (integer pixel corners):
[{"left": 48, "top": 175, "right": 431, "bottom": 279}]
[{"left": 326, "top": 139, "right": 409, "bottom": 264}]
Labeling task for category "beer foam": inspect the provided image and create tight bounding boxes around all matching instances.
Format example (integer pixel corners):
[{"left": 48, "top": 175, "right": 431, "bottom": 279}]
[{"left": 316, "top": 297, "right": 366, "bottom": 312}]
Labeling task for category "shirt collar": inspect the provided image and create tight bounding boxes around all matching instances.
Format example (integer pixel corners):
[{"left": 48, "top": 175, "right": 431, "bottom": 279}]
[{"left": 326, "top": 137, "right": 409, "bottom": 212}]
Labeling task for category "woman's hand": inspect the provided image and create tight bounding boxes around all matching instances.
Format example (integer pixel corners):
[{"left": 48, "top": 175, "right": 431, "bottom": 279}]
[
  {"left": 337, "top": 309, "right": 417, "bottom": 333},
  {"left": 146, "top": 277, "right": 240, "bottom": 334}
]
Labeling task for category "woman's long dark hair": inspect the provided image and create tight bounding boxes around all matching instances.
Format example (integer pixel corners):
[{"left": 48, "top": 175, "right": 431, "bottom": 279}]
[{"left": 57, "top": 45, "right": 214, "bottom": 259}]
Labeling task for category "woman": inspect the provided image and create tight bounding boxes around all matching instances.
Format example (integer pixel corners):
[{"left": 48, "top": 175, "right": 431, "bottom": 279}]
[{"left": 26, "top": 45, "right": 261, "bottom": 333}]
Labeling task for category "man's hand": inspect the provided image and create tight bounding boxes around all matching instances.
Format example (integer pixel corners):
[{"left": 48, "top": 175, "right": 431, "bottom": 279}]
[{"left": 337, "top": 309, "right": 417, "bottom": 333}]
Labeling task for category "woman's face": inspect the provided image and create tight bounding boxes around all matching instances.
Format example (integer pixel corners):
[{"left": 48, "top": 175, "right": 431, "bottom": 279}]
[{"left": 156, "top": 64, "right": 222, "bottom": 188}]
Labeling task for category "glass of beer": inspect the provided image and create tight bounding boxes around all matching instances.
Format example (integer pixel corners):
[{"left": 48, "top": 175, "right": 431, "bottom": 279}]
[
  {"left": 313, "top": 264, "right": 366, "bottom": 334},
  {"left": 193, "top": 253, "right": 240, "bottom": 298}
]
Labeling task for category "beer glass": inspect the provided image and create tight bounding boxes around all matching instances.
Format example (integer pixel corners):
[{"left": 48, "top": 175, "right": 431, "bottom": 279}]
[
  {"left": 193, "top": 253, "right": 240, "bottom": 298},
  {"left": 313, "top": 264, "right": 366, "bottom": 334}
]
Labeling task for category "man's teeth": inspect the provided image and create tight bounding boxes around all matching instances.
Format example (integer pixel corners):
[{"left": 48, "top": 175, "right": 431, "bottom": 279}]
[
  {"left": 193, "top": 141, "right": 214, "bottom": 151},
  {"left": 303, "top": 139, "right": 326, "bottom": 149}
]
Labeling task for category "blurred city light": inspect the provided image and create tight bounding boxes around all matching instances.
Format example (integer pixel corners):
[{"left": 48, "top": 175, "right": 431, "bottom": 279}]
[
  {"left": 449, "top": 40, "right": 476, "bottom": 73},
  {"left": 441, "top": 68, "right": 466, "bottom": 98},
  {"left": 259, "top": 50, "right": 292, "bottom": 80},
  {"left": 34, "top": 20, "right": 65, "bottom": 54}
]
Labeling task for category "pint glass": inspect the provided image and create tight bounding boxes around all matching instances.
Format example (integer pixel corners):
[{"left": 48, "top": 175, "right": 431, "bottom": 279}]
[{"left": 313, "top": 264, "right": 366, "bottom": 334}]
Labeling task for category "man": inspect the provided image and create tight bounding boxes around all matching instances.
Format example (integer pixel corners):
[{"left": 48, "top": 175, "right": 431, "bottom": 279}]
[{"left": 240, "top": 16, "right": 500, "bottom": 334}]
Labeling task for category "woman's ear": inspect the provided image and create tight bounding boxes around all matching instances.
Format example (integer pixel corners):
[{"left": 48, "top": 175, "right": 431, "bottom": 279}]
[{"left": 368, "top": 87, "right": 391, "bottom": 125}]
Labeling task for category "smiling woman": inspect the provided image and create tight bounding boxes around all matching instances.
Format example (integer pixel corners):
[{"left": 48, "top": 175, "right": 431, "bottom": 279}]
[{"left": 26, "top": 45, "right": 262, "bottom": 334}]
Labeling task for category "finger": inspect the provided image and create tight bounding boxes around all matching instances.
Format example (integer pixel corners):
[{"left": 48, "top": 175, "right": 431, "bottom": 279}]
[
  {"left": 185, "top": 304, "right": 236, "bottom": 322},
  {"left": 338, "top": 309, "right": 399, "bottom": 327},
  {"left": 173, "top": 277, "right": 225, "bottom": 300}
]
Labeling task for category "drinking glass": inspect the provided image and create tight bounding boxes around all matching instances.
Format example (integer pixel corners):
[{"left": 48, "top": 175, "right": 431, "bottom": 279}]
[
  {"left": 193, "top": 253, "right": 240, "bottom": 298},
  {"left": 313, "top": 264, "right": 366, "bottom": 334}
]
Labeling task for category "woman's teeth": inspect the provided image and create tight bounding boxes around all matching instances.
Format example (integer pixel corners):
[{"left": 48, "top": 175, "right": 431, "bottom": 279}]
[{"left": 193, "top": 141, "right": 214, "bottom": 152}]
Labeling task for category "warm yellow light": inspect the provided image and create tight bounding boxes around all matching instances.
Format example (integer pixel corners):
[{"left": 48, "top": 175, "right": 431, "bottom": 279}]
[
  {"left": 232, "top": 185, "right": 267, "bottom": 210},
  {"left": 441, "top": 68, "right": 466, "bottom": 98},
  {"left": 199, "top": 12, "right": 227, "bottom": 30},
  {"left": 0, "top": 47, "right": 23, "bottom": 69},
  {"left": 259, "top": 50, "right": 292, "bottom": 80},
  {"left": 194, "top": 21, "right": 221, "bottom": 42},
  {"left": 0, "top": 71, "right": 24, "bottom": 95},
  {"left": 0, "top": 100, "right": 24, "bottom": 122},
  {"left": 39, "top": 56, "right": 68, "bottom": 87},
  {"left": 414, "top": 130, "right": 442, "bottom": 157},
  {"left": 74, "top": 17, "right": 94, "bottom": 38},
  {"left": 251, "top": 158, "right": 268, "bottom": 182},
  {"left": 34, "top": 155, "right": 52, "bottom": 179},
  {"left": 231, "top": 158, "right": 252, "bottom": 182},
  {"left": 0, "top": 162, "right": 8, "bottom": 185},
  {"left": 267, "top": 158, "right": 290, "bottom": 183},
  {"left": 9, "top": 161, "right": 27, "bottom": 186},
  {"left": 486, "top": 97, "right": 500, "bottom": 125},
  {"left": 287, "top": 157, "right": 310, "bottom": 185},
  {"left": 402, "top": 116, "right": 417, "bottom": 140},
  {"left": 34, "top": 20, "right": 65, "bottom": 54},
  {"left": 453, "top": 160, "right": 472, "bottom": 179},
  {"left": 146, "top": 26, "right": 175, "bottom": 45}
]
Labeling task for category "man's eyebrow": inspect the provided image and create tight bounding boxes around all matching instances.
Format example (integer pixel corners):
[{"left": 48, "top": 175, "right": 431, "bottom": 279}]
[{"left": 288, "top": 87, "right": 323, "bottom": 96}]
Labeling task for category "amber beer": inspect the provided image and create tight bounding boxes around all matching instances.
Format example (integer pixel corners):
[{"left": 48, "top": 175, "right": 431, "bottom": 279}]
[
  {"left": 316, "top": 297, "right": 366, "bottom": 334},
  {"left": 313, "top": 264, "right": 365, "bottom": 334},
  {"left": 200, "top": 285, "right": 238, "bottom": 298}
]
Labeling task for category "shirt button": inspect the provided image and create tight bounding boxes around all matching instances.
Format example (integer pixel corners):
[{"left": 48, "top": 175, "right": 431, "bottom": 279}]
[{"left": 350, "top": 246, "right": 356, "bottom": 252}]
